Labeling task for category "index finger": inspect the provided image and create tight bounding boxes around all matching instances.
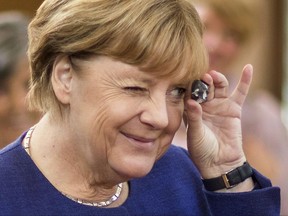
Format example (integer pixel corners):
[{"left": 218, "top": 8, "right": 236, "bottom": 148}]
[{"left": 230, "top": 64, "right": 253, "bottom": 106}]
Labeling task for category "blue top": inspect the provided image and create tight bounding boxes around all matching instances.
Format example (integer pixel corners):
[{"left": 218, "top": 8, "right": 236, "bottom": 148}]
[{"left": 0, "top": 133, "right": 280, "bottom": 216}]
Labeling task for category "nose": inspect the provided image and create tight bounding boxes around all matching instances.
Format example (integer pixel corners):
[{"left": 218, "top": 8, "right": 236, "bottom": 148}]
[{"left": 140, "top": 96, "right": 169, "bottom": 129}]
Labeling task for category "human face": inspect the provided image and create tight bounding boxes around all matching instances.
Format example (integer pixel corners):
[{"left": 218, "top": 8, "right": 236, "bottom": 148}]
[
  {"left": 198, "top": 7, "right": 240, "bottom": 73},
  {"left": 0, "top": 58, "right": 39, "bottom": 148},
  {"left": 68, "top": 56, "right": 187, "bottom": 180}
]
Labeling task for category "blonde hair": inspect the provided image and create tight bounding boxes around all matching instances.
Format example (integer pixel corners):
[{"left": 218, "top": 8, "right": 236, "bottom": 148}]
[{"left": 28, "top": 0, "right": 207, "bottom": 114}]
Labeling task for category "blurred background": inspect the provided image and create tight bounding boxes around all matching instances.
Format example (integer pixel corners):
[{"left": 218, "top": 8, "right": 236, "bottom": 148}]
[
  {"left": 0, "top": 0, "right": 43, "bottom": 16},
  {"left": 283, "top": 0, "right": 288, "bottom": 126},
  {"left": 0, "top": 0, "right": 44, "bottom": 148}
]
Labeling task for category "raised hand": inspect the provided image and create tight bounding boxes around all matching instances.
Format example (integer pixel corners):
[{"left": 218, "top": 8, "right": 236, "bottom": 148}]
[{"left": 185, "top": 64, "right": 253, "bottom": 179}]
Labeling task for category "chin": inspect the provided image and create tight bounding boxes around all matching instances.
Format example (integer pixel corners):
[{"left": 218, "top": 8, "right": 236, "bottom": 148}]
[
  {"left": 110, "top": 155, "right": 157, "bottom": 179},
  {"left": 123, "top": 166, "right": 153, "bottom": 179}
]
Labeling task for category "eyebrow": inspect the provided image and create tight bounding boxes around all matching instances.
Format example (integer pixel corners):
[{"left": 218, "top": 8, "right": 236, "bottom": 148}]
[
  {"left": 120, "top": 68, "right": 156, "bottom": 85},
  {"left": 120, "top": 66, "right": 190, "bottom": 87},
  {"left": 119, "top": 77, "right": 155, "bottom": 86}
]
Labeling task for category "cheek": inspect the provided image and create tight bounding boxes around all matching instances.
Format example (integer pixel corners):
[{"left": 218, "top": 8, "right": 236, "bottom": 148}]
[
  {"left": 154, "top": 106, "right": 183, "bottom": 159},
  {"left": 166, "top": 105, "right": 184, "bottom": 133},
  {"left": 82, "top": 93, "right": 141, "bottom": 136}
]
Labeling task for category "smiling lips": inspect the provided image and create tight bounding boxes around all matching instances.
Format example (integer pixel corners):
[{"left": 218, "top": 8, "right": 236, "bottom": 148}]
[{"left": 122, "top": 132, "right": 156, "bottom": 149}]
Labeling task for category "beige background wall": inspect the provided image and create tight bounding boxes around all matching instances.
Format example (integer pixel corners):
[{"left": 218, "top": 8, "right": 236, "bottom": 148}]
[
  {"left": 0, "top": 0, "right": 43, "bottom": 16},
  {"left": 228, "top": 0, "right": 284, "bottom": 101}
]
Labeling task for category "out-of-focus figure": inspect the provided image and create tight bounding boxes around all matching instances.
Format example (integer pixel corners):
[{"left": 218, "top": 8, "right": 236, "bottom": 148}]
[
  {"left": 173, "top": 0, "right": 288, "bottom": 214},
  {"left": 0, "top": 11, "right": 40, "bottom": 149}
]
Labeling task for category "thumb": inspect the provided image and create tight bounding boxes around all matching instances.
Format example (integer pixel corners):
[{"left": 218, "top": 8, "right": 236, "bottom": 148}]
[{"left": 185, "top": 100, "right": 205, "bottom": 143}]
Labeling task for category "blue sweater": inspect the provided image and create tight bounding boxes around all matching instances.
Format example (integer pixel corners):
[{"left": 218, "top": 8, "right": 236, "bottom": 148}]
[{"left": 0, "top": 133, "right": 280, "bottom": 216}]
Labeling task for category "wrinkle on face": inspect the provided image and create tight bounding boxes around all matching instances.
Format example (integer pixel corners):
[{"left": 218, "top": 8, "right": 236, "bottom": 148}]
[{"left": 66, "top": 56, "right": 191, "bottom": 181}]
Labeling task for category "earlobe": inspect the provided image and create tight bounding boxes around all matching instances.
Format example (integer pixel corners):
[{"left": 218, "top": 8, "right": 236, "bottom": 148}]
[{"left": 51, "top": 56, "right": 73, "bottom": 105}]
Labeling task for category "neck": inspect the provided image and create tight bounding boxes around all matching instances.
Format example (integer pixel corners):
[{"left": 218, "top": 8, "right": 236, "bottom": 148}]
[{"left": 25, "top": 114, "right": 128, "bottom": 205}]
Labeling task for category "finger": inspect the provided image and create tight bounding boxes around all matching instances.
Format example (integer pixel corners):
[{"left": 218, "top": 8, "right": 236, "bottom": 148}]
[
  {"left": 207, "top": 70, "right": 229, "bottom": 98},
  {"left": 201, "top": 73, "right": 214, "bottom": 101},
  {"left": 182, "top": 109, "right": 188, "bottom": 128},
  {"left": 230, "top": 64, "right": 253, "bottom": 106},
  {"left": 185, "top": 99, "right": 204, "bottom": 140}
]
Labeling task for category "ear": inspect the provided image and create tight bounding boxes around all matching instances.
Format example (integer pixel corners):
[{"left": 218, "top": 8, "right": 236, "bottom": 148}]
[{"left": 51, "top": 56, "right": 73, "bottom": 105}]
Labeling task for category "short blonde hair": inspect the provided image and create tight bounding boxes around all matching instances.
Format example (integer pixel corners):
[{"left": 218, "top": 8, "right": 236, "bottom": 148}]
[{"left": 28, "top": 0, "right": 207, "bottom": 114}]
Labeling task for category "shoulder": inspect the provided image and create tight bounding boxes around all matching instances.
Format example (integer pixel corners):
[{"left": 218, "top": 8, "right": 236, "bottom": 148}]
[
  {"left": 151, "top": 145, "right": 201, "bottom": 180},
  {"left": 126, "top": 145, "right": 208, "bottom": 215},
  {"left": 161, "top": 144, "right": 193, "bottom": 163},
  {"left": 0, "top": 134, "right": 25, "bottom": 161},
  {"left": 160, "top": 144, "right": 191, "bottom": 163},
  {"left": 0, "top": 132, "right": 32, "bottom": 184}
]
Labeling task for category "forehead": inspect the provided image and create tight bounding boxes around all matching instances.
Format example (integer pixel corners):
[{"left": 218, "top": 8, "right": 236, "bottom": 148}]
[{"left": 74, "top": 56, "right": 193, "bottom": 84}]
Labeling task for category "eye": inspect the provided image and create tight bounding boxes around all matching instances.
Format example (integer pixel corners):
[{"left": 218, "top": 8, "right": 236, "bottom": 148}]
[
  {"left": 168, "top": 87, "right": 186, "bottom": 99},
  {"left": 123, "top": 86, "right": 146, "bottom": 92},
  {"left": 123, "top": 86, "right": 148, "bottom": 96}
]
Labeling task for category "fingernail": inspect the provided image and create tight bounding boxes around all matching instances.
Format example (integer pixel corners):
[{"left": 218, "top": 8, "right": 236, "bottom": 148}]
[{"left": 246, "top": 64, "right": 253, "bottom": 72}]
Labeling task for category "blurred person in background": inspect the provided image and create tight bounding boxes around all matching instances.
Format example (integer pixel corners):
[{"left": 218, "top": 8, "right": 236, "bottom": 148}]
[
  {"left": 173, "top": 0, "right": 288, "bottom": 214},
  {"left": 0, "top": 11, "right": 40, "bottom": 149}
]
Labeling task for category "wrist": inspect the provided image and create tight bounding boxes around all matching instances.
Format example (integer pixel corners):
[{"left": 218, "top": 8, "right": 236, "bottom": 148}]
[
  {"left": 199, "top": 158, "right": 248, "bottom": 179},
  {"left": 202, "top": 162, "right": 254, "bottom": 191},
  {"left": 215, "top": 177, "right": 255, "bottom": 193}
]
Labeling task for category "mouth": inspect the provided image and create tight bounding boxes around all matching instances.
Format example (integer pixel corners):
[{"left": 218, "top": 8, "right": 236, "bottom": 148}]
[{"left": 121, "top": 132, "right": 156, "bottom": 150}]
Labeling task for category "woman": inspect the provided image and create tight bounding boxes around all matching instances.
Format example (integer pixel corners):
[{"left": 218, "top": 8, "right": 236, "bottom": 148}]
[
  {"left": 0, "top": 0, "right": 279, "bottom": 215},
  {"left": 0, "top": 12, "right": 40, "bottom": 148}
]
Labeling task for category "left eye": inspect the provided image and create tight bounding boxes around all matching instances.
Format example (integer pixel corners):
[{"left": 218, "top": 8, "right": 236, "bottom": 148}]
[
  {"left": 169, "top": 87, "right": 186, "bottom": 98},
  {"left": 123, "top": 86, "right": 146, "bottom": 92}
]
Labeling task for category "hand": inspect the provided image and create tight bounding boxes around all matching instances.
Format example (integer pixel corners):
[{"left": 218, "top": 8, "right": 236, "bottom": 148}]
[{"left": 185, "top": 64, "right": 253, "bottom": 178}]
